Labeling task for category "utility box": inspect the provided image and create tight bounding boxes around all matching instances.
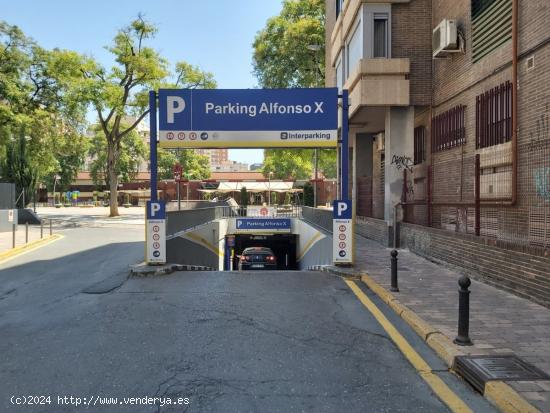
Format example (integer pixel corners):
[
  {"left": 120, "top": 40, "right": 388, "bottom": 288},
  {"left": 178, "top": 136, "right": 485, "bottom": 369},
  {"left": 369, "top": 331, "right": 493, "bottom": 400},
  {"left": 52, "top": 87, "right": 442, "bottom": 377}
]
[{"left": 0, "top": 209, "right": 18, "bottom": 232}]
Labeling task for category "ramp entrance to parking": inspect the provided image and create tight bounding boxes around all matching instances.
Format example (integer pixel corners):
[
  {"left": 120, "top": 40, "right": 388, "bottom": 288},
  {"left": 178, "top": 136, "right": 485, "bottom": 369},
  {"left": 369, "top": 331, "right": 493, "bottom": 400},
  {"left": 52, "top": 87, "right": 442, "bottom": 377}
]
[
  {"left": 225, "top": 234, "right": 297, "bottom": 271},
  {"left": 145, "top": 87, "right": 353, "bottom": 268}
]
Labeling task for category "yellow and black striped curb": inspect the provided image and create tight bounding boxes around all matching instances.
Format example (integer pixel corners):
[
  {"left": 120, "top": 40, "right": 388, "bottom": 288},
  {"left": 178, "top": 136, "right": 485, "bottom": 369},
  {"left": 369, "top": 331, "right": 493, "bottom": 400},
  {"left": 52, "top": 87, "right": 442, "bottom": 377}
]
[
  {"left": 0, "top": 234, "right": 63, "bottom": 264},
  {"left": 321, "top": 266, "right": 541, "bottom": 413}
]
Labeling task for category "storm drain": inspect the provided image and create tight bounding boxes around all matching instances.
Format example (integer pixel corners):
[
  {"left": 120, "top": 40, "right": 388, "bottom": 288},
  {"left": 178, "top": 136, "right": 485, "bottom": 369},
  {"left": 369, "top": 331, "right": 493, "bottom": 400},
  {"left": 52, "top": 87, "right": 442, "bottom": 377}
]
[{"left": 454, "top": 355, "right": 550, "bottom": 393}]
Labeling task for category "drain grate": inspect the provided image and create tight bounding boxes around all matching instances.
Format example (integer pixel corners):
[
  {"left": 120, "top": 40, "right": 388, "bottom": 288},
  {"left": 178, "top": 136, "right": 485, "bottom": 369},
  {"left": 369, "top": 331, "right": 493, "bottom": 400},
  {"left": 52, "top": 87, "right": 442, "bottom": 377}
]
[{"left": 454, "top": 355, "right": 550, "bottom": 393}]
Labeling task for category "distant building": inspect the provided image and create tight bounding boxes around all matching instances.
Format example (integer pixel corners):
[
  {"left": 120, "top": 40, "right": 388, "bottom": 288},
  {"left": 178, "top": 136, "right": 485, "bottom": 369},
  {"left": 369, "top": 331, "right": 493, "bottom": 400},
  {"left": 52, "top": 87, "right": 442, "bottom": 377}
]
[
  {"left": 249, "top": 163, "right": 263, "bottom": 171},
  {"left": 212, "top": 161, "right": 250, "bottom": 173},
  {"left": 196, "top": 149, "right": 229, "bottom": 167}
]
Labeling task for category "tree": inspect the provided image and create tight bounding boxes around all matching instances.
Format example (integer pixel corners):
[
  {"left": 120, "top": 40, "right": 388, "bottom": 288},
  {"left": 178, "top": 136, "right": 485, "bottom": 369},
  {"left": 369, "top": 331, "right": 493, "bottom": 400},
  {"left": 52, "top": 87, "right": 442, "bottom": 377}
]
[
  {"left": 157, "top": 149, "right": 211, "bottom": 181},
  {"left": 80, "top": 16, "right": 217, "bottom": 216},
  {"left": 303, "top": 182, "right": 314, "bottom": 207},
  {"left": 253, "top": 1, "right": 336, "bottom": 181},
  {"left": 262, "top": 149, "right": 312, "bottom": 180},
  {"left": 88, "top": 124, "right": 147, "bottom": 188},
  {"left": 252, "top": 0, "right": 325, "bottom": 88},
  {"left": 0, "top": 22, "right": 89, "bottom": 191},
  {"left": 1, "top": 133, "right": 39, "bottom": 207}
]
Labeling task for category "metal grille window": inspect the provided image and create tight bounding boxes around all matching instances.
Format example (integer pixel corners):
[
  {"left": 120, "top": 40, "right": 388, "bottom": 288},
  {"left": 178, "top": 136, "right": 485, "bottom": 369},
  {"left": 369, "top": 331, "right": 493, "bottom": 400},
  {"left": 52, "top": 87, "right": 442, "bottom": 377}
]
[
  {"left": 431, "top": 106, "right": 466, "bottom": 153},
  {"left": 476, "top": 81, "right": 512, "bottom": 149},
  {"left": 472, "top": 0, "right": 512, "bottom": 62},
  {"left": 414, "top": 126, "right": 426, "bottom": 165}
]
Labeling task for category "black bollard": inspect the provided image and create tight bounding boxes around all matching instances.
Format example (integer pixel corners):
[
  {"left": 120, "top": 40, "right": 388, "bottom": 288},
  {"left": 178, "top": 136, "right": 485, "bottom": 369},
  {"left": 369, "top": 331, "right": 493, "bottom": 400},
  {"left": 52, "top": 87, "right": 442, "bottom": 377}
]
[
  {"left": 390, "top": 249, "right": 399, "bottom": 292},
  {"left": 454, "top": 275, "right": 473, "bottom": 346}
]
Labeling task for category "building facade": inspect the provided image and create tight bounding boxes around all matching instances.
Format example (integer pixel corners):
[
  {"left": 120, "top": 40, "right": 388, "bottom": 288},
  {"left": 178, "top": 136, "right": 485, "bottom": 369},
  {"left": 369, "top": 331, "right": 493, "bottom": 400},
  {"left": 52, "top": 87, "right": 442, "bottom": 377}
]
[{"left": 326, "top": 0, "right": 550, "bottom": 306}]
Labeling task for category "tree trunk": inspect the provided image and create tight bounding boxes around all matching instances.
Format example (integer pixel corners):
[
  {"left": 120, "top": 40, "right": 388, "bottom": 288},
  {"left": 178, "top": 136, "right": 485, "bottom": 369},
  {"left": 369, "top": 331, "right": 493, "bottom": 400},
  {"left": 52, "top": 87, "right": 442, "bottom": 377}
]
[{"left": 107, "top": 143, "right": 120, "bottom": 217}]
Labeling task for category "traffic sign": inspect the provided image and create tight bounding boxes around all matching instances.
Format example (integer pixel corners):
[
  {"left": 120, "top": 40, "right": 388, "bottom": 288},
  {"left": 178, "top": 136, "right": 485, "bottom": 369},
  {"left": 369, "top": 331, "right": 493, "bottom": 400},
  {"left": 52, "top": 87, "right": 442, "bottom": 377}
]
[
  {"left": 146, "top": 201, "right": 166, "bottom": 264},
  {"left": 333, "top": 200, "right": 353, "bottom": 264},
  {"left": 158, "top": 88, "right": 338, "bottom": 148}
]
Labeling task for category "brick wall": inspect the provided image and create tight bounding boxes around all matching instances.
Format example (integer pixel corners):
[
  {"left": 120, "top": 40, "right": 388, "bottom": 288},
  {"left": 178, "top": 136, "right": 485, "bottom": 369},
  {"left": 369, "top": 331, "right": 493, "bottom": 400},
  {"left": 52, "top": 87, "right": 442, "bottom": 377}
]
[
  {"left": 392, "top": 0, "right": 432, "bottom": 106},
  {"left": 356, "top": 217, "right": 392, "bottom": 247},
  {"left": 400, "top": 222, "right": 550, "bottom": 308}
]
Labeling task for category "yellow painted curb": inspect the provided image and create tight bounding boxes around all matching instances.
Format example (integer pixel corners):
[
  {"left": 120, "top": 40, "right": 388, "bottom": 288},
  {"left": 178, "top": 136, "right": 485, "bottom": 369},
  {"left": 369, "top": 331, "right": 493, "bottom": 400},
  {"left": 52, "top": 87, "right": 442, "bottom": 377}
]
[
  {"left": 427, "top": 332, "right": 464, "bottom": 368},
  {"left": 401, "top": 309, "right": 440, "bottom": 341},
  {"left": 358, "top": 271, "right": 541, "bottom": 413},
  {"left": 485, "top": 381, "right": 541, "bottom": 413},
  {"left": 0, "top": 234, "right": 63, "bottom": 264}
]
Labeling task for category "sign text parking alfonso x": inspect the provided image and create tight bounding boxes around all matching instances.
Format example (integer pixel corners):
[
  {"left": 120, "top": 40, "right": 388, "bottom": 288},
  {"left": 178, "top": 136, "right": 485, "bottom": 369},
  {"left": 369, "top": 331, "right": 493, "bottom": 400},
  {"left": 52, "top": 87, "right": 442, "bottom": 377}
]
[
  {"left": 158, "top": 88, "right": 338, "bottom": 148},
  {"left": 148, "top": 88, "right": 353, "bottom": 266}
]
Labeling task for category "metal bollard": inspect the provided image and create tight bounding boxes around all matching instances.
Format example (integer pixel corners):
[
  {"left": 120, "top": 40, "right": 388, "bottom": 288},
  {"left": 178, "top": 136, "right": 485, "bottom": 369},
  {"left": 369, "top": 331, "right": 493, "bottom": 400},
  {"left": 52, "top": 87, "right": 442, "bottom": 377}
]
[
  {"left": 49, "top": 219, "right": 52, "bottom": 236},
  {"left": 41, "top": 220, "right": 44, "bottom": 239},
  {"left": 454, "top": 275, "right": 473, "bottom": 346},
  {"left": 12, "top": 224, "right": 16, "bottom": 248},
  {"left": 25, "top": 222, "right": 29, "bottom": 244},
  {"left": 390, "top": 249, "right": 399, "bottom": 292}
]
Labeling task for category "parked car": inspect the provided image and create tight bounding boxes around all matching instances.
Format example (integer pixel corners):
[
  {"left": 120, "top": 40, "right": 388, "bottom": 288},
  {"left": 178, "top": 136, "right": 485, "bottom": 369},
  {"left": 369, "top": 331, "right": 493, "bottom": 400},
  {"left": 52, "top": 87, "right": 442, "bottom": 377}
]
[{"left": 238, "top": 247, "right": 277, "bottom": 271}]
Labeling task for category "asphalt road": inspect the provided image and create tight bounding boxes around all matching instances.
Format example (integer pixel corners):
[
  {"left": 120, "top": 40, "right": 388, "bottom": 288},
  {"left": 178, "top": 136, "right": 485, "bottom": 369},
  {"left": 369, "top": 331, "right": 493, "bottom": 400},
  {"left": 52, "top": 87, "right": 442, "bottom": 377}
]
[{"left": 0, "top": 223, "right": 496, "bottom": 413}]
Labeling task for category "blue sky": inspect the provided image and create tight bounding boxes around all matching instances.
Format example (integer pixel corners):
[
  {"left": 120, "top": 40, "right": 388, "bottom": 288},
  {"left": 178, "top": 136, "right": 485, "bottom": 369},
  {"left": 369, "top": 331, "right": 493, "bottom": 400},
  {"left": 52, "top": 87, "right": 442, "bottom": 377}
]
[{"left": 1, "top": 0, "right": 284, "bottom": 164}]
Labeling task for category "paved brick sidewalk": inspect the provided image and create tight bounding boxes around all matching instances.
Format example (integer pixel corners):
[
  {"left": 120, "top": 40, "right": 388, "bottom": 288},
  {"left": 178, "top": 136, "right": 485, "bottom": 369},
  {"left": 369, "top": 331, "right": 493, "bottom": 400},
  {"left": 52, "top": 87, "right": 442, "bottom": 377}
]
[
  {"left": 352, "top": 234, "right": 550, "bottom": 412},
  {"left": 0, "top": 225, "right": 47, "bottom": 255}
]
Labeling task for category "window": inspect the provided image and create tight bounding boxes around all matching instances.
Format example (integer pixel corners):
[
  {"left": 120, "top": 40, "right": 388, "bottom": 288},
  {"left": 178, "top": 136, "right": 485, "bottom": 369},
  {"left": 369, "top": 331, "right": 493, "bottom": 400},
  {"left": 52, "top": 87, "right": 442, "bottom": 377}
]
[
  {"left": 414, "top": 127, "right": 426, "bottom": 165},
  {"left": 346, "top": 19, "right": 362, "bottom": 78},
  {"left": 373, "top": 14, "right": 388, "bottom": 58},
  {"left": 472, "top": 0, "right": 512, "bottom": 62},
  {"left": 335, "top": 53, "right": 343, "bottom": 92},
  {"left": 336, "top": 0, "right": 344, "bottom": 19},
  {"left": 431, "top": 106, "right": 466, "bottom": 152},
  {"left": 476, "top": 81, "right": 512, "bottom": 149}
]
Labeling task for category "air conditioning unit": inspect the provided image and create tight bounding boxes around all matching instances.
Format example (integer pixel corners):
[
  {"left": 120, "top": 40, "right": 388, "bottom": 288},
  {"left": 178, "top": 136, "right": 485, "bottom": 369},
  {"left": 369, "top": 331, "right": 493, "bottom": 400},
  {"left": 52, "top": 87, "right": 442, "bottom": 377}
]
[{"left": 433, "top": 19, "right": 458, "bottom": 58}]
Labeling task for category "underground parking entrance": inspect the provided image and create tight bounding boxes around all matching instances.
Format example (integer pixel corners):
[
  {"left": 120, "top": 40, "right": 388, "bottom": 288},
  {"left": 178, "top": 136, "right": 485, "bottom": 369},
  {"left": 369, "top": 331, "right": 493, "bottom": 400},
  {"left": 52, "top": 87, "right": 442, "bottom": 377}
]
[
  {"left": 225, "top": 233, "right": 298, "bottom": 271},
  {"left": 146, "top": 87, "right": 354, "bottom": 269}
]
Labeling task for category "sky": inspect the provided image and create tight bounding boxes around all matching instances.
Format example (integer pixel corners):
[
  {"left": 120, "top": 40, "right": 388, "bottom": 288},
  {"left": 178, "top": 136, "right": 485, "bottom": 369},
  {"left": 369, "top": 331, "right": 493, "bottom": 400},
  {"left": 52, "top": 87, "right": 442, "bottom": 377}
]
[{"left": 1, "top": 0, "right": 285, "bottom": 165}]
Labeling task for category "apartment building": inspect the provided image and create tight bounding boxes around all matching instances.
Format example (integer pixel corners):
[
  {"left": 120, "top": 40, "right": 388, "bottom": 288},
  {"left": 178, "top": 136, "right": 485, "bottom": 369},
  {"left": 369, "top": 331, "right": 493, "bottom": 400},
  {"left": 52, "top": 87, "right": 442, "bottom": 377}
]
[
  {"left": 196, "top": 149, "right": 229, "bottom": 168},
  {"left": 326, "top": 0, "right": 550, "bottom": 307}
]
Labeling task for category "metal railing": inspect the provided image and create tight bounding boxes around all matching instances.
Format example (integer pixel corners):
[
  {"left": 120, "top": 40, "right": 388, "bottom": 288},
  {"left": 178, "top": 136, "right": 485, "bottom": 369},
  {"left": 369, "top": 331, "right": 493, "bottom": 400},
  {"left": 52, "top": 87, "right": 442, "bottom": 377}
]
[
  {"left": 216, "top": 205, "right": 303, "bottom": 219},
  {"left": 301, "top": 206, "right": 333, "bottom": 233}
]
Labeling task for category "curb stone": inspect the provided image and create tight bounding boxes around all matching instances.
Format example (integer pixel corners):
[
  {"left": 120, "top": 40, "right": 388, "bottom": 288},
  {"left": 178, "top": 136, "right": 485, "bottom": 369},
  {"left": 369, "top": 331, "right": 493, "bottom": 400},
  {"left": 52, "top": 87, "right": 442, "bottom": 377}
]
[{"left": 319, "top": 265, "right": 542, "bottom": 413}]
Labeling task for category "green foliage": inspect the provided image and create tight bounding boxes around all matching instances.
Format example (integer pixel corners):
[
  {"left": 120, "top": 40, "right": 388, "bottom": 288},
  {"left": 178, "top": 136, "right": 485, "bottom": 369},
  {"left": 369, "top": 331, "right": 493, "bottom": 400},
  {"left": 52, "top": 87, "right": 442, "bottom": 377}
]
[
  {"left": 252, "top": 0, "right": 325, "bottom": 88},
  {"left": 0, "top": 21, "right": 90, "bottom": 189},
  {"left": 78, "top": 15, "right": 216, "bottom": 216},
  {"left": 303, "top": 182, "right": 314, "bottom": 207},
  {"left": 1, "top": 133, "right": 39, "bottom": 207},
  {"left": 88, "top": 124, "right": 146, "bottom": 187},
  {"left": 157, "top": 149, "right": 211, "bottom": 181},
  {"left": 262, "top": 149, "right": 313, "bottom": 180}
]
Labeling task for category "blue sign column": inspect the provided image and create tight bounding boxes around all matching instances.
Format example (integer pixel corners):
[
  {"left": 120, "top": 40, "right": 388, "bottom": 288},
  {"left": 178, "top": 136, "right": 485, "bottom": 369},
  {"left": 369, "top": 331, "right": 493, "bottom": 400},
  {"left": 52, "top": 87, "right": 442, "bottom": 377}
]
[
  {"left": 149, "top": 91, "right": 158, "bottom": 202},
  {"left": 341, "top": 90, "right": 349, "bottom": 201}
]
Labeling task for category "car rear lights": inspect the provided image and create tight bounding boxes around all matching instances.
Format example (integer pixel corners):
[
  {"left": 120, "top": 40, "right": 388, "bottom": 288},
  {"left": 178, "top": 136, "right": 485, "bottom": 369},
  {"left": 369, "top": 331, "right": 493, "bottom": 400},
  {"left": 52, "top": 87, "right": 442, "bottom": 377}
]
[{"left": 266, "top": 255, "right": 276, "bottom": 262}]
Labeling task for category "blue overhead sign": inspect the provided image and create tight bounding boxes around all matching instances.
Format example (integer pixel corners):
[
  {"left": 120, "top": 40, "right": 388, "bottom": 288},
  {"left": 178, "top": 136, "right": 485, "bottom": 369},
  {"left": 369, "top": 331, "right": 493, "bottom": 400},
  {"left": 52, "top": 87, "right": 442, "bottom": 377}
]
[
  {"left": 235, "top": 218, "right": 291, "bottom": 232},
  {"left": 158, "top": 88, "right": 338, "bottom": 148}
]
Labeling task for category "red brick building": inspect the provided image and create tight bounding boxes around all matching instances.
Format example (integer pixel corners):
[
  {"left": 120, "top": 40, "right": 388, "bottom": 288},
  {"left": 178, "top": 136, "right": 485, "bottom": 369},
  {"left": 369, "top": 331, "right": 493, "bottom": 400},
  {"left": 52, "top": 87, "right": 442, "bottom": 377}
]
[{"left": 326, "top": 0, "right": 550, "bottom": 306}]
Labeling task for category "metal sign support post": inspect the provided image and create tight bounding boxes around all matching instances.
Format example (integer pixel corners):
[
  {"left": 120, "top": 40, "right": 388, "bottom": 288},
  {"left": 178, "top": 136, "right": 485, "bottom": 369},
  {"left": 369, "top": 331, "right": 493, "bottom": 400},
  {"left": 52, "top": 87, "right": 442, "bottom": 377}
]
[
  {"left": 341, "top": 90, "right": 349, "bottom": 202},
  {"left": 149, "top": 90, "right": 158, "bottom": 202}
]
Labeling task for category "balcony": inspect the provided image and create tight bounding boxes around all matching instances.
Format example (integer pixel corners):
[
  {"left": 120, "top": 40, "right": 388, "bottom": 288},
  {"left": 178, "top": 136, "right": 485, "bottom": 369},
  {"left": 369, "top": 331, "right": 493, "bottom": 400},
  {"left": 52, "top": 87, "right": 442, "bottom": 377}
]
[{"left": 344, "top": 59, "right": 410, "bottom": 117}]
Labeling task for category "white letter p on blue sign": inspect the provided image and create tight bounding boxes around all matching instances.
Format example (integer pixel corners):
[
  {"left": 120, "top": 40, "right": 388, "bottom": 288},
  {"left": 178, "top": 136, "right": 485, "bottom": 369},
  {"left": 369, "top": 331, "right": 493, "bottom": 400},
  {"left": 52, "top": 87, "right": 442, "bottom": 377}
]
[
  {"left": 167, "top": 96, "right": 185, "bottom": 123},
  {"left": 333, "top": 200, "right": 352, "bottom": 219}
]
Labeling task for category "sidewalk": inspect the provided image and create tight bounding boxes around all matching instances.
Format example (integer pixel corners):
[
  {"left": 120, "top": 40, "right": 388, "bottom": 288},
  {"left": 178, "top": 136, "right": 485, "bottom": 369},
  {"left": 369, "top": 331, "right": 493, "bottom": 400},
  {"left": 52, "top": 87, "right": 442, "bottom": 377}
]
[
  {"left": 347, "top": 235, "right": 550, "bottom": 412},
  {"left": 0, "top": 225, "right": 50, "bottom": 255}
]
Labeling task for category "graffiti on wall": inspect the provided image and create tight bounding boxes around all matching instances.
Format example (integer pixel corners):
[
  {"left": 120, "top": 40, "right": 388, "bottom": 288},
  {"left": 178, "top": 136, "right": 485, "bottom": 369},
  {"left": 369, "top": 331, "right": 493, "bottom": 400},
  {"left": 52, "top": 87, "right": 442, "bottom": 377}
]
[
  {"left": 534, "top": 167, "right": 550, "bottom": 201},
  {"left": 391, "top": 155, "right": 413, "bottom": 172}
]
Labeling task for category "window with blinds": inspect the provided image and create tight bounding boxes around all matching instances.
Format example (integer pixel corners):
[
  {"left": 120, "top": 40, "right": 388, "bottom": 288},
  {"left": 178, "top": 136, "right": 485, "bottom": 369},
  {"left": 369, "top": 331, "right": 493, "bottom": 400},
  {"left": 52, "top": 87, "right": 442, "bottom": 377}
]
[
  {"left": 471, "top": 0, "right": 512, "bottom": 62},
  {"left": 431, "top": 106, "right": 466, "bottom": 153}
]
